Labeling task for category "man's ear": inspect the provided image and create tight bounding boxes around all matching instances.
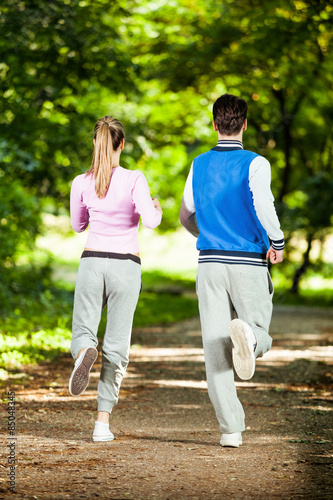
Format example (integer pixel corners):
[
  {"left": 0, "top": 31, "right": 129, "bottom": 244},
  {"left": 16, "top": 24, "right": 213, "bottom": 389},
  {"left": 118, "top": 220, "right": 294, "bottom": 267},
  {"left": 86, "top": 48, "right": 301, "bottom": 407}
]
[
  {"left": 120, "top": 138, "right": 125, "bottom": 150},
  {"left": 243, "top": 119, "right": 247, "bottom": 131},
  {"left": 213, "top": 120, "right": 218, "bottom": 132}
]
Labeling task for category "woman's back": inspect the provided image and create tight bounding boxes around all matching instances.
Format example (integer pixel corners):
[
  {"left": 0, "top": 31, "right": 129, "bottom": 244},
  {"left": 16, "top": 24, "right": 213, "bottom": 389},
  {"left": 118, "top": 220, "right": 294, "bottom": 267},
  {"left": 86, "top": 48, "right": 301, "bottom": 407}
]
[{"left": 70, "top": 166, "right": 161, "bottom": 254}]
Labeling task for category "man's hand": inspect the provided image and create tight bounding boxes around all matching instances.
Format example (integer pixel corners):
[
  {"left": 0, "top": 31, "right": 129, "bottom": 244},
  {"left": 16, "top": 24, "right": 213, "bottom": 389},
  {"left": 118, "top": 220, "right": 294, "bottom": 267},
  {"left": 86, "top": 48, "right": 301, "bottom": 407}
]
[
  {"left": 152, "top": 198, "right": 163, "bottom": 215},
  {"left": 266, "top": 246, "right": 283, "bottom": 264}
]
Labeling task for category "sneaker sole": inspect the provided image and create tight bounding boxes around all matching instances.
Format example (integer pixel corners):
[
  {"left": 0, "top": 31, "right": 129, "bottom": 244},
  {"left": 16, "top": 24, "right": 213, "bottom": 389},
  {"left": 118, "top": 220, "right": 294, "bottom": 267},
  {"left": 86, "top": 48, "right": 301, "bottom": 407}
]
[
  {"left": 220, "top": 433, "right": 242, "bottom": 447},
  {"left": 69, "top": 347, "right": 98, "bottom": 396},
  {"left": 220, "top": 440, "right": 241, "bottom": 448},
  {"left": 93, "top": 435, "right": 114, "bottom": 442},
  {"left": 229, "top": 319, "right": 255, "bottom": 381}
]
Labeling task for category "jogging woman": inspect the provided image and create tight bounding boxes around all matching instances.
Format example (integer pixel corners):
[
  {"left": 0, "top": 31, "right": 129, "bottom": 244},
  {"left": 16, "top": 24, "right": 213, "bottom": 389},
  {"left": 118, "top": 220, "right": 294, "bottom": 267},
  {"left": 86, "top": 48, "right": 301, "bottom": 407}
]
[{"left": 68, "top": 116, "right": 162, "bottom": 442}]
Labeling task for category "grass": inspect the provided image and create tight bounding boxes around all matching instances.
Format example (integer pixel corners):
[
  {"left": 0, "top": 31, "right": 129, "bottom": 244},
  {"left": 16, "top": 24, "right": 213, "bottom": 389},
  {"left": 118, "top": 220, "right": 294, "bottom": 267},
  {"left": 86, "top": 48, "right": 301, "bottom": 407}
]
[{"left": 274, "top": 286, "right": 333, "bottom": 308}]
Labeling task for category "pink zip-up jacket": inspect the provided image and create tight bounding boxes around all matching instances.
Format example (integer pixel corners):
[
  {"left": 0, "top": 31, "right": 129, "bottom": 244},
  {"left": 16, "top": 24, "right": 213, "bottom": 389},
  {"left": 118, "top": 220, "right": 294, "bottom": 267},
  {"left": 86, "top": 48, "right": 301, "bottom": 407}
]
[{"left": 70, "top": 166, "right": 162, "bottom": 254}]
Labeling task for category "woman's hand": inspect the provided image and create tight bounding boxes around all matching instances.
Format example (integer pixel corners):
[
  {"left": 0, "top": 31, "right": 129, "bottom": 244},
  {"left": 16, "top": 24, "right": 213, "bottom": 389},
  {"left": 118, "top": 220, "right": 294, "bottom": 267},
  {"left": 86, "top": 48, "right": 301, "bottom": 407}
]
[{"left": 152, "top": 198, "right": 163, "bottom": 215}]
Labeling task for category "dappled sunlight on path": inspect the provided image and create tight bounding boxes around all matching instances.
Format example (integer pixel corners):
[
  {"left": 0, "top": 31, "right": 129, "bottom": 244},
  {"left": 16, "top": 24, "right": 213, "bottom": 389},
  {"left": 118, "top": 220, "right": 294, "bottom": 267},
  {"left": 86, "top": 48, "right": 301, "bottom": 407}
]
[{"left": 1, "top": 306, "right": 332, "bottom": 499}]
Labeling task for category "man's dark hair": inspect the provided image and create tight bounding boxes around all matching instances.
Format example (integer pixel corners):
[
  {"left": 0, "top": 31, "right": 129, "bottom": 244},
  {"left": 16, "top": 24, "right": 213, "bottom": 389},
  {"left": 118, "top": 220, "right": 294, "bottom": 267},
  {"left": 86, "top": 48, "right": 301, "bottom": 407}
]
[{"left": 213, "top": 94, "right": 248, "bottom": 136}]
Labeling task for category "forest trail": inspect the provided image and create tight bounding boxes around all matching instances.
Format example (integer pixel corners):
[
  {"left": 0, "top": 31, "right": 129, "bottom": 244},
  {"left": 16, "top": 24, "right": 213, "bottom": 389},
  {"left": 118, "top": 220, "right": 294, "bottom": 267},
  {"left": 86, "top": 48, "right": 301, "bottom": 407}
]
[{"left": 1, "top": 305, "right": 333, "bottom": 499}]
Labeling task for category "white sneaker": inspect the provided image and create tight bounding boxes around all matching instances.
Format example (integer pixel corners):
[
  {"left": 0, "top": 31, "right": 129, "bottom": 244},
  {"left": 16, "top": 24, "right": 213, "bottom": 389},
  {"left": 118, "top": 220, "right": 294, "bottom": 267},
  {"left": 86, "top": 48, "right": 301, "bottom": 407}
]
[
  {"left": 229, "top": 319, "right": 256, "bottom": 380},
  {"left": 69, "top": 347, "right": 98, "bottom": 396},
  {"left": 93, "top": 421, "right": 114, "bottom": 442},
  {"left": 220, "top": 432, "right": 242, "bottom": 448}
]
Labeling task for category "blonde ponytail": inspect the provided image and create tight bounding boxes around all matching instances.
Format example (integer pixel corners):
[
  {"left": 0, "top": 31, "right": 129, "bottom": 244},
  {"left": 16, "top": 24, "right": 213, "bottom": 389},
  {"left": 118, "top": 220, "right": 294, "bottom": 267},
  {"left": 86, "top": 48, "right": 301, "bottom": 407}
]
[{"left": 86, "top": 116, "right": 125, "bottom": 198}]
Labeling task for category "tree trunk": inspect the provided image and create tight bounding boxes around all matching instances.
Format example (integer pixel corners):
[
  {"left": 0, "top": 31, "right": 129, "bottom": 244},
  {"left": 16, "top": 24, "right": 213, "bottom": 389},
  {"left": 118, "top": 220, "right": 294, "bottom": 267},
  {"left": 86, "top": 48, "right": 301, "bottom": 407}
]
[
  {"left": 272, "top": 89, "right": 293, "bottom": 203},
  {"left": 291, "top": 233, "right": 314, "bottom": 294}
]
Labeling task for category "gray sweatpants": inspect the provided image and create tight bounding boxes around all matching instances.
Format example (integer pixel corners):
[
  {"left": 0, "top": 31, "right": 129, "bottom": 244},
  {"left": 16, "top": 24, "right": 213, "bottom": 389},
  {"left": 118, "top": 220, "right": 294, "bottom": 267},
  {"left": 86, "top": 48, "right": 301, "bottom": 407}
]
[
  {"left": 70, "top": 254, "right": 141, "bottom": 413},
  {"left": 197, "top": 263, "right": 274, "bottom": 433}
]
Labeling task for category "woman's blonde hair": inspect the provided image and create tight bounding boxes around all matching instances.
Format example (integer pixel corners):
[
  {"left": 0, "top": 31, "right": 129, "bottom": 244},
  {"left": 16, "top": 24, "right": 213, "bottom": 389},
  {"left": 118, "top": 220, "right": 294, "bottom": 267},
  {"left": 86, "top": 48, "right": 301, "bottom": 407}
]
[{"left": 86, "top": 116, "right": 125, "bottom": 198}]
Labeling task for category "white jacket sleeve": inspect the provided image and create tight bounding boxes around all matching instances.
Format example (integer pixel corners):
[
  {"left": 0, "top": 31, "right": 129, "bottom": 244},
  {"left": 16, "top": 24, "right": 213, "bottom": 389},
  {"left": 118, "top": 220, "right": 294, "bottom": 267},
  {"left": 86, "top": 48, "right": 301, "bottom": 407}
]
[
  {"left": 249, "top": 156, "right": 285, "bottom": 250},
  {"left": 179, "top": 163, "right": 199, "bottom": 238}
]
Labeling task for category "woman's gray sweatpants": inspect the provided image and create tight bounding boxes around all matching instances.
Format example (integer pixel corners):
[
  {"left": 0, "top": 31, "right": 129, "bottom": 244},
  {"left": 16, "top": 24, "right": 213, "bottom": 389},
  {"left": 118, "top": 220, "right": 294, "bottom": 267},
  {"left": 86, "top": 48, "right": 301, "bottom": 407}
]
[
  {"left": 197, "top": 263, "right": 274, "bottom": 434},
  {"left": 70, "top": 254, "right": 141, "bottom": 413}
]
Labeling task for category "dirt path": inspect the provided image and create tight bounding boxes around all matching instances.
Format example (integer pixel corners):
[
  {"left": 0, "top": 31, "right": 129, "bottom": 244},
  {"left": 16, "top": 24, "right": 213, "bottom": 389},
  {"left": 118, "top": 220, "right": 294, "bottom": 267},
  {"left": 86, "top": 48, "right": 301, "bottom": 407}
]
[{"left": 1, "top": 305, "right": 333, "bottom": 499}]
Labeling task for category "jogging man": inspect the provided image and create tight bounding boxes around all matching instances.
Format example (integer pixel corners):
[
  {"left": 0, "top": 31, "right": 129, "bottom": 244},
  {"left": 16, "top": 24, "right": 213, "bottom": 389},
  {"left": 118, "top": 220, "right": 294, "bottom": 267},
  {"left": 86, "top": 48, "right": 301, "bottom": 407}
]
[{"left": 180, "top": 93, "right": 284, "bottom": 447}]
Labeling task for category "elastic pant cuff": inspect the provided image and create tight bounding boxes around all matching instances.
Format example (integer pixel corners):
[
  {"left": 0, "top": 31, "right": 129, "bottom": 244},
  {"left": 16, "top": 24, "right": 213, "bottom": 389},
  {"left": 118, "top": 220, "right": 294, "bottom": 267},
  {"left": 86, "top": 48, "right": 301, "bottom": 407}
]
[
  {"left": 220, "top": 425, "right": 246, "bottom": 434},
  {"left": 97, "top": 399, "right": 116, "bottom": 414},
  {"left": 70, "top": 342, "right": 98, "bottom": 360}
]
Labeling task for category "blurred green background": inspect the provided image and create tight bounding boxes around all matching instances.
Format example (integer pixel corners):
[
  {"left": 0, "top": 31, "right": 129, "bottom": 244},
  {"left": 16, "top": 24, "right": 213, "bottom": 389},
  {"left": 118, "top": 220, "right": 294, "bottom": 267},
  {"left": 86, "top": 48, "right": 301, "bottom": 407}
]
[{"left": 0, "top": 0, "right": 332, "bottom": 376}]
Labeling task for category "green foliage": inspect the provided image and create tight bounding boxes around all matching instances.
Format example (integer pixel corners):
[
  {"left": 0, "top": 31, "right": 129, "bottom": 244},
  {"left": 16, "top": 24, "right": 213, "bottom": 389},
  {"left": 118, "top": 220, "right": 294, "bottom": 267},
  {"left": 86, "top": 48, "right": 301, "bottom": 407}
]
[
  {"left": 0, "top": 265, "right": 73, "bottom": 371},
  {"left": 274, "top": 286, "right": 333, "bottom": 308},
  {"left": 1, "top": 0, "right": 332, "bottom": 289},
  {"left": 0, "top": 172, "right": 41, "bottom": 264},
  {"left": 0, "top": 261, "right": 52, "bottom": 314},
  {"left": 0, "top": 0, "right": 138, "bottom": 269},
  {"left": 1, "top": 0, "right": 134, "bottom": 186},
  {"left": 0, "top": 328, "right": 72, "bottom": 371},
  {"left": 284, "top": 172, "right": 333, "bottom": 234}
]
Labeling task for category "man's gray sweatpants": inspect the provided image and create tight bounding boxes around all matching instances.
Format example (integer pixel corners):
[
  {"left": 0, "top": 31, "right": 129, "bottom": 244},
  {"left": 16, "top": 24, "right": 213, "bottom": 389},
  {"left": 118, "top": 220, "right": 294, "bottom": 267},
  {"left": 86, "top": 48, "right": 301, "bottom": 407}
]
[
  {"left": 197, "top": 263, "right": 274, "bottom": 434},
  {"left": 70, "top": 255, "right": 141, "bottom": 413}
]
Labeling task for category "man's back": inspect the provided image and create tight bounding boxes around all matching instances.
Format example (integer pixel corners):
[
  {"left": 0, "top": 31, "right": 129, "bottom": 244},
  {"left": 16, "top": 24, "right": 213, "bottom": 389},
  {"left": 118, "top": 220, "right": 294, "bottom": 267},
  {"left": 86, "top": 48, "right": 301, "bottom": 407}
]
[{"left": 193, "top": 146, "right": 270, "bottom": 256}]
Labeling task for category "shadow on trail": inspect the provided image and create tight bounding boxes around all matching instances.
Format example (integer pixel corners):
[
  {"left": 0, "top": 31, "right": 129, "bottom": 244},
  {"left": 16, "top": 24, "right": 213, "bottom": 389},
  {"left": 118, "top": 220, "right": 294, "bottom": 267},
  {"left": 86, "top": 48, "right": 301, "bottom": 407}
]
[{"left": 1, "top": 306, "right": 332, "bottom": 499}]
